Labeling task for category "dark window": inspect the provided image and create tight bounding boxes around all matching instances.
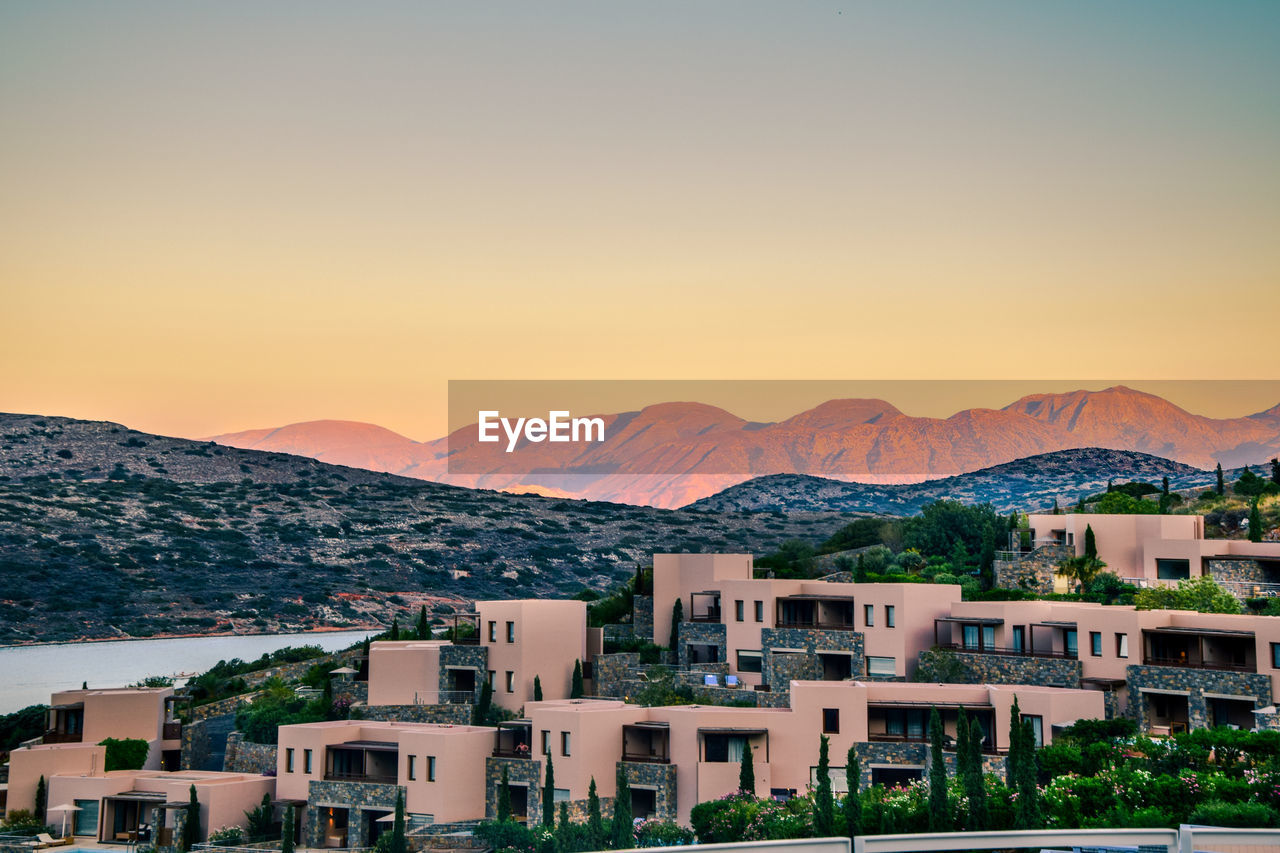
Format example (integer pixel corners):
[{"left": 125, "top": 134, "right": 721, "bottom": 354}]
[
  {"left": 1117, "top": 633, "right": 1129, "bottom": 658},
  {"left": 1090, "top": 632, "right": 1102, "bottom": 657},
  {"left": 285, "top": 748, "right": 295, "bottom": 773},
  {"left": 1156, "top": 559, "right": 1191, "bottom": 580},
  {"left": 561, "top": 731, "right": 571, "bottom": 756},
  {"left": 304, "top": 749, "right": 313, "bottom": 774},
  {"left": 736, "top": 651, "right": 763, "bottom": 673},
  {"left": 885, "top": 606, "right": 895, "bottom": 628},
  {"left": 1024, "top": 715, "right": 1044, "bottom": 747},
  {"left": 754, "top": 601, "right": 764, "bottom": 622},
  {"left": 506, "top": 621, "right": 515, "bottom": 643},
  {"left": 488, "top": 621, "right": 497, "bottom": 642},
  {"left": 541, "top": 730, "right": 550, "bottom": 754},
  {"left": 1272, "top": 643, "right": 1280, "bottom": 669},
  {"left": 864, "top": 604, "right": 875, "bottom": 627},
  {"left": 1012, "top": 626, "right": 1025, "bottom": 652},
  {"left": 735, "top": 600, "right": 744, "bottom": 622},
  {"left": 427, "top": 756, "right": 436, "bottom": 782},
  {"left": 505, "top": 671, "right": 514, "bottom": 693},
  {"left": 822, "top": 708, "right": 840, "bottom": 734},
  {"left": 408, "top": 755, "right": 416, "bottom": 780}
]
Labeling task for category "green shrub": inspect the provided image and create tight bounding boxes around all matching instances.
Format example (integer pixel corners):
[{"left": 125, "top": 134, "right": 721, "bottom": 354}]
[
  {"left": 100, "top": 737, "right": 150, "bottom": 771},
  {"left": 1188, "top": 800, "right": 1280, "bottom": 828},
  {"left": 634, "top": 820, "right": 694, "bottom": 848}
]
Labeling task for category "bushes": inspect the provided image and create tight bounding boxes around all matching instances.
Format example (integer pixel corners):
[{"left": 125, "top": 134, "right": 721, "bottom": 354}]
[
  {"left": 1189, "top": 800, "right": 1280, "bottom": 828},
  {"left": 634, "top": 821, "right": 693, "bottom": 848},
  {"left": 101, "top": 737, "right": 150, "bottom": 771},
  {"left": 689, "top": 793, "right": 811, "bottom": 844}
]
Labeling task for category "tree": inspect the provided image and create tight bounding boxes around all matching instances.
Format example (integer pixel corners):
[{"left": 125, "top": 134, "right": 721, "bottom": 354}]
[
  {"left": 34, "top": 775, "right": 46, "bottom": 824},
  {"left": 1083, "top": 524, "right": 1097, "bottom": 561},
  {"left": 542, "top": 752, "right": 556, "bottom": 827},
  {"left": 1006, "top": 697, "right": 1022, "bottom": 788},
  {"left": 533, "top": 675, "right": 543, "bottom": 702},
  {"left": 669, "top": 599, "right": 683, "bottom": 652},
  {"left": 611, "top": 765, "right": 634, "bottom": 849},
  {"left": 182, "top": 784, "right": 201, "bottom": 852},
  {"left": 497, "top": 765, "right": 512, "bottom": 823},
  {"left": 927, "top": 706, "right": 949, "bottom": 831},
  {"left": 1135, "top": 575, "right": 1242, "bottom": 614},
  {"left": 813, "top": 735, "right": 834, "bottom": 835},
  {"left": 1160, "top": 476, "right": 1172, "bottom": 513},
  {"left": 1272, "top": 457, "right": 1280, "bottom": 487},
  {"left": 570, "top": 660, "right": 584, "bottom": 699},
  {"left": 245, "top": 793, "right": 273, "bottom": 840},
  {"left": 1052, "top": 498, "right": 1061, "bottom": 515},
  {"left": 415, "top": 605, "right": 430, "bottom": 641},
  {"left": 586, "top": 777, "right": 604, "bottom": 848},
  {"left": 1249, "top": 501, "right": 1264, "bottom": 543},
  {"left": 101, "top": 737, "right": 151, "bottom": 771},
  {"left": 474, "top": 679, "right": 494, "bottom": 726},
  {"left": 1058, "top": 554, "right": 1106, "bottom": 593},
  {"left": 389, "top": 616, "right": 400, "bottom": 641},
  {"left": 281, "top": 804, "right": 295, "bottom": 853},
  {"left": 739, "top": 738, "right": 756, "bottom": 795},
  {"left": 390, "top": 788, "right": 407, "bottom": 853},
  {"left": 959, "top": 708, "right": 987, "bottom": 830},
  {"left": 555, "top": 802, "right": 572, "bottom": 853},
  {"left": 1008, "top": 698, "right": 1041, "bottom": 829},
  {"left": 843, "top": 744, "right": 861, "bottom": 839},
  {"left": 1217, "top": 462, "right": 1226, "bottom": 495}
]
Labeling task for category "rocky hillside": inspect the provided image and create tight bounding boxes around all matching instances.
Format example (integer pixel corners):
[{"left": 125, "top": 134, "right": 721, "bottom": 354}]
[
  {"left": 0, "top": 414, "right": 845, "bottom": 644},
  {"left": 689, "top": 448, "right": 1214, "bottom": 514}
]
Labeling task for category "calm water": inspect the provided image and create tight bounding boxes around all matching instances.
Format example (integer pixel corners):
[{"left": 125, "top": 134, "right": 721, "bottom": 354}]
[{"left": 0, "top": 629, "right": 377, "bottom": 713}]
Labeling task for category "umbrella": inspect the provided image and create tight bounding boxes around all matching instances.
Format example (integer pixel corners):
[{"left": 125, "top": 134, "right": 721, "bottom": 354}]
[
  {"left": 330, "top": 667, "right": 358, "bottom": 677},
  {"left": 47, "top": 804, "right": 80, "bottom": 838},
  {"left": 374, "top": 813, "right": 397, "bottom": 823}
]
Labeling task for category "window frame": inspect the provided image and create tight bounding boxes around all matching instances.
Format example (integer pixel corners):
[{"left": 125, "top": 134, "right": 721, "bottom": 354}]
[
  {"left": 1090, "top": 631, "right": 1103, "bottom": 657},
  {"left": 408, "top": 754, "right": 417, "bottom": 781},
  {"left": 505, "top": 671, "right": 515, "bottom": 693},
  {"left": 885, "top": 605, "right": 895, "bottom": 628},
  {"left": 864, "top": 604, "right": 874, "bottom": 627},
  {"left": 561, "top": 731, "right": 571, "bottom": 757},
  {"left": 735, "top": 600, "right": 745, "bottom": 622},
  {"left": 488, "top": 621, "right": 496, "bottom": 642},
  {"left": 303, "top": 749, "right": 313, "bottom": 774},
  {"left": 822, "top": 708, "right": 840, "bottom": 734},
  {"left": 1117, "top": 633, "right": 1129, "bottom": 658},
  {"left": 427, "top": 755, "right": 436, "bottom": 782},
  {"left": 754, "top": 601, "right": 764, "bottom": 622},
  {"left": 506, "top": 621, "right": 515, "bottom": 643},
  {"left": 285, "top": 748, "right": 295, "bottom": 773}
]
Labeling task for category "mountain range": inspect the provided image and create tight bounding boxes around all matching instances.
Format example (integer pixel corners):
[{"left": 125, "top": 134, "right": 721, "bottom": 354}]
[{"left": 212, "top": 386, "right": 1280, "bottom": 508}]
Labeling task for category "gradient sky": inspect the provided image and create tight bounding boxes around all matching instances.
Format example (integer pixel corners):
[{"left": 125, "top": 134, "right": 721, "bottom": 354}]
[{"left": 3, "top": 2, "right": 1279, "bottom": 440}]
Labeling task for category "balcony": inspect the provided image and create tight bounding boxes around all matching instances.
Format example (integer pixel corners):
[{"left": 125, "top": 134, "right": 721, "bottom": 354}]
[
  {"left": 494, "top": 721, "right": 533, "bottom": 759},
  {"left": 936, "top": 643, "right": 1077, "bottom": 661},
  {"left": 689, "top": 592, "right": 722, "bottom": 624},
  {"left": 325, "top": 742, "right": 399, "bottom": 786},
  {"left": 162, "top": 722, "right": 182, "bottom": 740},
  {"left": 776, "top": 596, "right": 856, "bottom": 631},
  {"left": 866, "top": 733, "right": 998, "bottom": 755},
  {"left": 42, "top": 730, "right": 83, "bottom": 744},
  {"left": 323, "top": 770, "right": 399, "bottom": 784},
  {"left": 622, "top": 722, "right": 670, "bottom": 764},
  {"left": 1142, "top": 627, "right": 1256, "bottom": 674},
  {"left": 1141, "top": 655, "right": 1256, "bottom": 673}
]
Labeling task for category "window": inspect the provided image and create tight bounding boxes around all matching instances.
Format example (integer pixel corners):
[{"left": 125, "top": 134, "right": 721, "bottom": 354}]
[
  {"left": 735, "top": 600, "right": 744, "bottom": 622},
  {"left": 488, "top": 621, "right": 496, "bottom": 642},
  {"left": 885, "top": 605, "right": 895, "bottom": 628},
  {"left": 1024, "top": 715, "right": 1044, "bottom": 747},
  {"left": 864, "top": 604, "right": 875, "bottom": 627},
  {"left": 1272, "top": 643, "right": 1280, "bottom": 669},
  {"left": 867, "top": 656, "right": 896, "bottom": 677},
  {"left": 505, "top": 671, "right": 515, "bottom": 693},
  {"left": 754, "top": 601, "right": 764, "bottom": 622},
  {"left": 304, "top": 749, "right": 313, "bottom": 774},
  {"left": 1064, "top": 630, "right": 1078, "bottom": 657},
  {"left": 408, "top": 755, "right": 417, "bottom": 780},
  {"left": 822, "top": 708, "right": 840, "bottom": 734},
  {"left": 541, "top": 730, "right": 550, "bottom": 754},
  {"left": 704, "top": 734, "right": 750, "bottom": 763},
  {"left": 736, "top": 650, "right": 763, "bottom": 673},
  {"left": 506, "top": 621, "right": 515, "bottom": 643},
  {"left": 1090, "top": 632, "right": 1102, "bottom": 657},
  {"left": 1117, "top": 633, "right": 1129, "bottom": 658},
  {"left": 982, "top": 625, "right": 995, "bottom": 648},
  {"left": 487, "top": 670, "right": 495, "bottom": 687},
  {"left": 1011, "top": 626, "right": 1025, "bottom": 653},
  {"left": 427, "top": 756, "right": 436, "bottom": 782},
  {"left": 554, "top": 788, "right": 571, "bottom": 802},
  {"left": 963, "top": 625, "right": 979, "bottom": 649},
  {"left": 561, "top": 731, "right": 571, "bottom": 756},
  {"left": 1156, "top": 558, "right": 1191, "bottom": 580},
  {"left": 285, "top": 748, "right": 295, "bottom": 773}
]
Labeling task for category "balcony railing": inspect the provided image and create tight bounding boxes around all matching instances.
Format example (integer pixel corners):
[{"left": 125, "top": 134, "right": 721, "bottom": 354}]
[
  {"left": 323, "top": 771, "right": 398, "bottom": 784},
  {"left": 1142, "top": 656, "right": 1256, "bottom": 673},
  {"left": 493, "top": 747, "right": 533, "bottom": 759},
  {"left": 622, "top": 752, "right": 671, "bottom": 764},
  {"left": 867, "top": 734, "right": 998, "bottom": 754},
  {"left": 689, "top": 611, "right": 721, "bottom": 623},
  {"left": 776, "top": 620, "right": 856, "bottom": 632},
  {"left": 163, "top": 722, "right": 183, "bottom": 740},
  {"left": 42, "top": 731, "right": 83, "bottom": 744},
  {"left": 937, "top": 643, "right": 1077, "bottom": 661}
]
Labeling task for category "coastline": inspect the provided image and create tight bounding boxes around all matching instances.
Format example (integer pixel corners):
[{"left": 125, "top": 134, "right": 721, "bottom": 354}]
[{"left": 0, "top": 623, "right": 383, "bottom": 651}]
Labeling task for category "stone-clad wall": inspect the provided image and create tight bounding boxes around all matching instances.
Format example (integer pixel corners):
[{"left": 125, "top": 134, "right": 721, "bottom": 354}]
[
  {"left": 994, "top": 544, "right": 1074, "bottom": 595},
  {"left": 927, "top": 651, "right": 1083, "bottom": 689},
  {"left": 1126, "top": 664, "right": 1272, "bottom": 731},
  {"left": 677, "top": 623, "right": 727, "bottom": 668},
  {"left": 190, "top": 693, "right": 260, "bottom": 722},
  {"left": 761, "top": 628, "right": 864, "bottom": 694},
  {"left": 360, "top": 704, "right": 472, "bottom": 725},
  {"left": 618, "top": 760, "right": 678, "bottom": 821},
  {"left": 849, "top": 742, "right": 1007, "bottom": 792},
  {"left": 437, "top": 645, "right": 488, "bottom": 701},
  {"left": 240, "top": 650, "right": 362, "bottom": 689},
  {"left": 1207, "top": 559, "right": 1271, "bottom": 591},
  {"left": 305, "top": 779, "right": 403, "bottom": 848},
  {"left": 632, "top": 595, "right": 654, "bottom": 644},
  {"left": 485, "top": 756, "right": 544, "bottom": 824},
  {"left": 222, "top": 731, "right": 279, "bottom": 774},
  {"left": 593, "top": 653, "right": 641, "bottom": 700}
]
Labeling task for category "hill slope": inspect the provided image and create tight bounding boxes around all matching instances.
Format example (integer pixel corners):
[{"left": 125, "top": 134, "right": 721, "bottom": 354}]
[
  {"left": 0, "top": 414, "right": 845, "bottom": 645},
  {"left": 210, "top": 386, "right": 1280, "bottom": 507},
  {"left": 689, "top": 448, "right": 1212, "bottom": 514}
]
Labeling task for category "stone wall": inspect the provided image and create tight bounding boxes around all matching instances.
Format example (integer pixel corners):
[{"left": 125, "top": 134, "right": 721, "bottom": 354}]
[
  {"left": 240, "top": 650, "right": 362, "bottom": 689},
  {"left": 1207, "top": 558, "right": 1274, "bottom": 593},
  {"left": 632, "top": 595, "right": 655, "bottom": 645},
  {"left": 360, "top": 704, "right": 472, "bottom": 725},
  {"left": 485, "top": 756, "right": 544, "bottom": 824},
  {"left": 190, "top": 693, "right": 260, "bottom": 722},
  {"left": 994, "top": 544, "right": 1074, "bottom": 595},
  {"left": 919, "top": 650, "right": 1083, "bottom": 689},
  {"left": 592, "top": 653, "right": 641, "bottom": 700},
  {"left": 676, "top": 622, "right": 727, "bottom": 668},
  {"left": 761, "top": 628, "right": 864, "bottom": 694},
  {"left": 437, "top": 645, "right": 488, "bottom": 702},
  {"left": 849, "top": 742, "right": 1007, "bottom": 792},
  {"left": 222, "top": 731, "right": 279, "bottom": 774},
  {"left": 1254, "top": 707, "right": 1280, "bottom": 731},
  {"left": 618, "top": 760, "right": 677, "bottom": 821},
  {"left": 305, "top": 779, "right": 403, "bottom": 848},
  {"left": 1126, "top": 664, "right": 1273, "bottom": 731}
]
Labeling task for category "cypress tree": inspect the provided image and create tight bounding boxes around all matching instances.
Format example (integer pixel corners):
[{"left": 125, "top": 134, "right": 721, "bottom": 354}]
[
  {"left": 556, "top": 802, "right": 572, "bottom": 853},
  {"left": 390, "top": 788, "right": 406, "bottom": 853},
  {"left": 1249, "top": 501, "right": 1263, "bottom": 543},
  {"left": 962, "top": 710, "right": 987, "bottom": 830},
  {"left": 927, "top": 707, "right": 949, "bottom": 832},
  {"left": 1083, "top": 524, "right": 1097, "bottom": 561},
  {"left": 854, "top": 553, "right": 868, "bottom": 583},
  {"left": 844, "top": 744, "right": 861, "bottom": 839},
  {"left": 1006, "top": 697, "right": 1022, "bottom": 788},
  {"left": 570, "top": 660, "right": 584, "bottom": 699},
  {"left": 1014, "top": 715, "right": 1042, "bottom": 829},
  {"left": 389, "top": 616, "right": 400, "bottom": 641},
  {"left": 955, "top": 711, "right": 972, "bottom": 782},
  {"left": 281, "top": 804, "right": 295, "bottom": 853},
  {"left": 542, "top": 752, "right": 556, "bottom": 827},
  {"left": 611, "top": 765, "right": 634, "bottom": 849},
  {"left": 182, "top": 784, "right": 200, "bottom": 852},
  {"left": 474, "top": 679, "right": 494, "bottom": 726},
  {"left": 739, "top": 738, "right": 755, "bottom": 795},
  {"left": 533, "top": 675, "right": 543, "bottom": 702},
  {"left": 1051, "top": 498, "right": 1061, "bottom": 515},
  {"left": 416, "top": 605, "right": 430, "bottom": 641},
  {"left": 1159, "top": 476, "right": 1172, "bottom": 513},
  {"left": 813, "top": 735, "right": 834, "bottom": 835},
  {"left": 586, "top": 777, "right": 604, "bottom": 848},
  {"left": 1271, "top": 457, "right": 1280, "bottom": 487},
  {"left": 669, "top": 599, "right": 683, "bottom": 651},
  {"left": 35, "top": 775, "right": 47, "bottom": 824},
  {"left": 1216, "top": 462, "right": 1226, "bottom": 495},
  {"left": 497, "top": 765, "right": 512, "bottom": 823}
]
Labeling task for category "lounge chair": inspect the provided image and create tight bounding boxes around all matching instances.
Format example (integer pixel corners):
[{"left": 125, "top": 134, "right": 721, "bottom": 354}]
[{"left": 30, "top": 835, "right": 71, "bottom": 850}]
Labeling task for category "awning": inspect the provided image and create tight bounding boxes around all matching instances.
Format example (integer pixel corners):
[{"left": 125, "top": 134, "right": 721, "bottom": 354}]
[
  {"left": 1033, "top": 621, "right": 1078, "bottom": 628},
  {"left": 107, "top": 792, "right": 167, "bottom": 802},
  {"left": 698, "top": 727, "right": 768, "bottom": 735},
  {"left": 1145, "top": 626, "right": 1255, "bottom": 639},
  {"left": 337, "top": 740, "right": 398, "bottom": 751},
  {"left": 868, "top": 701, "right": 994, "bottom": 710},
  {"left": 934, "top": 617, "right": 1004, "bottom": 626},
  {"left": 780, "top": 594, "right": 857, "bottom": 601},
  {"left": 624, "top": 721, "right": 669, "bottom": 729}
]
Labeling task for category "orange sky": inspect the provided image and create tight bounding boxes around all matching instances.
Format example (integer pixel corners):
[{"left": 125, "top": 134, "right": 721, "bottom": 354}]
[{"left": 3, "top": 3, "right": 1279, "bottom": 440}]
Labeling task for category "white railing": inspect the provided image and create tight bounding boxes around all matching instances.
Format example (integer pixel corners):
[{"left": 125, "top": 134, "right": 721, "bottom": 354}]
[{"left": 1119, "top": 576, "right": 1280, "bottom": 598}]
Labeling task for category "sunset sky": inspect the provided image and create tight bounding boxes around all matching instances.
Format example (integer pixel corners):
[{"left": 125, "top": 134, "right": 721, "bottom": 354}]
[{"left": 3, "top": 2, "right": 1279, "bottom": 440}]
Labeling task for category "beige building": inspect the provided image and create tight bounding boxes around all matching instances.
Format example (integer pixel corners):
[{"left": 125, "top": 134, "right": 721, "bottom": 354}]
[{"left": 478, "top": 599, "right": 587, "bottom": 710}]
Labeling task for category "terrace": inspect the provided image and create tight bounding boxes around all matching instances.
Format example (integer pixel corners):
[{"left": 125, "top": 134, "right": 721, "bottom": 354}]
[
  {"left": 324, "top": 741, "right": 399, "bottom": 784},
  {"left": 1141, "top": 626, "right": 1256, "bottom": 673},
  {"left": 493, "top": 720, "right": 533, "bottom": 758},
  {"left": 866, "top": 701, "right": 998, "bottom": 753},
  {"left": 689, "top": 592, "right": 722, "bottom": 623},
  {"left": 775, "top": 595, "right": 856, "bottom": 631},
  {"left": 933, "top": 617, "right": 1078, "bottom": 660},
  {"left": 621, "top": 721, "right": 670, "bottom": 764},
  {"left": 44, "top": 702, "right": 84, "bottom": 744}
]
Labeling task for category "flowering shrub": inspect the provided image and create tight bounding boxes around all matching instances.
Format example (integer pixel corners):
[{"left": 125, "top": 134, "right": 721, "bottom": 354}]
[
  {"left": 208, "top": 826, "right": 245, "bottom": 846},
  {"left": 635, "top": 820, "right": 694, "bottom": 847},
  {"left": 689, "top": 793, "right": 811, "bottom": 844}
]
